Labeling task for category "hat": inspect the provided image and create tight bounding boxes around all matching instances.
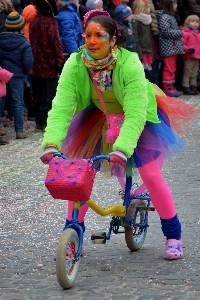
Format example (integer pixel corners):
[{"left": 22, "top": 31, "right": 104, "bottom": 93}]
[
  {"left": 33, "top": 0, "right": 57, "bottom": 17},
  {"left": 85, "top": 0, "right": 103, "bottom": 10},
  {"left": 83, "top": 10, "right": 110, "bottom": 27},
  {"left": 5, "top": 11, "right": 25, "bottom": 32},
  {"left": 114, "top": 5, "right": 132, "bottom": 20}
]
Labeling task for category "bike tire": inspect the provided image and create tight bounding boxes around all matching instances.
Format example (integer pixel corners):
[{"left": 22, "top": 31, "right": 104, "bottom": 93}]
[
  {"left": 125, "top": 199, "right": 147, "bottom": 251},
  {"left": 56, "top": 228, "right": 80, "bottom": 289}
]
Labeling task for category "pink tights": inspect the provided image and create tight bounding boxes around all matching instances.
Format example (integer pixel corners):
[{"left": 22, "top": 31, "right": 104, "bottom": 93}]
[
  {"left": 67, "top": 156, "right": 176, "bottom": 222},
  {"left": 67, "top": 201, "right": 88, "bottom": 223}
]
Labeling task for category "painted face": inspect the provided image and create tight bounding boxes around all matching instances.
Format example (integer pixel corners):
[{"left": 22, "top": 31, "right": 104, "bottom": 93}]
[{"left": 83, "top": 22, "right": 112, "bottom": 59}]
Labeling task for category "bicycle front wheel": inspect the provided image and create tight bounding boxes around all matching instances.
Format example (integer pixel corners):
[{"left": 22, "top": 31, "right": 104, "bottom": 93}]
[
  {"left": 56, "top": 228, "right": 80, "bottom": 289},
  {"left": 125, "top": 199, "right": 147, "bottom": 251}
]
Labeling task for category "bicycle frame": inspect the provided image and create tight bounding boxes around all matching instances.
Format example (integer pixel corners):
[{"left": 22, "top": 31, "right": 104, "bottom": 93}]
[{"left": 62, "top": 155, "right": 151, "bottom": 259}]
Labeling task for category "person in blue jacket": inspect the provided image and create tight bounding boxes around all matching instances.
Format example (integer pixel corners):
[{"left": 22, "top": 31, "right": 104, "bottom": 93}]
[
  {"left": 56, "top": 0, "right": 84, "bottom": 60},
  {"left": 0, "top": 11, "right": 33, "bottom": 139}
]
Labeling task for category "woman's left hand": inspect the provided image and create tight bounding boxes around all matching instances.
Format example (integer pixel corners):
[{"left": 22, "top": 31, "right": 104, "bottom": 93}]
[{"left": 109, "top": 150, "right": 127, "bottom": 166}]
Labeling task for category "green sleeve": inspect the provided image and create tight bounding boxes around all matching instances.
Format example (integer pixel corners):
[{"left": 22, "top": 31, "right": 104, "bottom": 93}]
[
  {"left": 41, "top": 57, "right": 77, "bottom": 151},
  {"left": 113, "top": 54, "right": 148, "bottom": 158}
]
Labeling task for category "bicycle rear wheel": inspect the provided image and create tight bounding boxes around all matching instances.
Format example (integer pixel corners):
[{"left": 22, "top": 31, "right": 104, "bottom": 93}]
[
  {"left": 125, "top": 199, "right": 147, "bottom": 251},
  {"left": 56, "top": 228, "right": 80, "bottom": 289}
]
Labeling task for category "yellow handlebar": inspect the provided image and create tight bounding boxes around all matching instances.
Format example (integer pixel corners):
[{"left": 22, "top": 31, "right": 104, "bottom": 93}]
[{"left": 86, "top": 200, "right": 126, "bottom": 217}]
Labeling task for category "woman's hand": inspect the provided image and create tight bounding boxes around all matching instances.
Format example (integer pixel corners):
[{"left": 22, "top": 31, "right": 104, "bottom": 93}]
[
  {"left": 109, "top": 150, "right": 127, "bottom": 166},
  {"left": 40, "top": 145, "right": 59, "bottom": 164}
]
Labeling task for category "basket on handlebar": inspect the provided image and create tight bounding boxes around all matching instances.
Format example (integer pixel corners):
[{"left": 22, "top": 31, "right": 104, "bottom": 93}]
[{"left": 45, "top": 158, "right": 97, "bottom": 201}]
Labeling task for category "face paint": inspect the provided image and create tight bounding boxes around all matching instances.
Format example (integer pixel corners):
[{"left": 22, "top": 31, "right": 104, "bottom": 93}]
[{"left": 84, "top": 22, "right": 112, "bottom": 59}]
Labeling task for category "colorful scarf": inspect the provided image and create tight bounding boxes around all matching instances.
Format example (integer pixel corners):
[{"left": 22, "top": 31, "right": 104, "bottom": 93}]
[{"left": 81, "top": 45, "right": 118, "bottom": 91}]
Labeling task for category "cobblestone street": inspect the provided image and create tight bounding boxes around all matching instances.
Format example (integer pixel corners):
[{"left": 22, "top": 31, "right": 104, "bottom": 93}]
[{"left": 0, "top": 95, "right": 200, "bottom": 300}]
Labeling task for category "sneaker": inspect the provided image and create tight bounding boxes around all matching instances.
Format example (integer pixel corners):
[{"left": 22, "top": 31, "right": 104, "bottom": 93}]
[
  {"left": 16, "top": 132, "right": 28, "bottom": 139},
  {"left": 35, "top": 124, "right": 45, "bottom": 132},
  {"left": 0, "top": 127, "right": 6, "bottom": 136},
  {"left": 0, "top": 137, "right": 9, "bottom": 145},
  {"left": 163, "top": 239, "right": 183, "bottom": 260}
]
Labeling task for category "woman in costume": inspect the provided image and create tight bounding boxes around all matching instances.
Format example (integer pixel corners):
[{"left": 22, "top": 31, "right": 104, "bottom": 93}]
[{"left": 41, "top": 10, "right": 198, "bottom": 260}]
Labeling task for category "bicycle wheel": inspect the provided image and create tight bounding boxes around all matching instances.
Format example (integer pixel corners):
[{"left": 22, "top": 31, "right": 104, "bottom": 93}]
[
  {"left": 56, "top": 228, "right": 80, "bottom": 289},
  {"left": 125, "top": 199, "right": 147, "bottom": 251}
]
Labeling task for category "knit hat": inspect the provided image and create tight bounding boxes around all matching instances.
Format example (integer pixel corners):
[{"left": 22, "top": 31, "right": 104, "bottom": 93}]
[
  {"left": 114, "top": 4, "right": 132, "bottom": 20},
  {"left": 5, "top": 11, "right": 25, "bottom": 32},
  {"left": 85, "top": 0, "right": 103, "bottom": 10}
]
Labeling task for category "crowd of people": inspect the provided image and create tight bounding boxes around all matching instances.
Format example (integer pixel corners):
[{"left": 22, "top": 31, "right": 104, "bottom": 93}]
[{"left": 0, "top": 0, "right": 200, "bottom": 145}]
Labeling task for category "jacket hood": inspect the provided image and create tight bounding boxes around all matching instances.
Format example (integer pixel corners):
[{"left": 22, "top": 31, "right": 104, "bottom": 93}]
[
  {"left": 57, "top": 2, "right": 77, "bottom": 13},
  {"left": 0, "top": 32, "right": 27, "bottom": 51},
  {"left": 22, "top": 5, "right": 37, "bottom": 22}
]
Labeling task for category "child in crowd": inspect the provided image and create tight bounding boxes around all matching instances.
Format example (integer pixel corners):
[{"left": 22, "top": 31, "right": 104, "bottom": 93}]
[
  {"left": 0, "top": 66, "right": 13, "bottom": 144},
  {"left": 22, "top": 4, "right": 37, "bottom": 121},
  {"left": 108, "top": 0, "right": 129, "bottom": 19},
  {"left": 131, "top": 0, "right": 153, "bottom": 71},
  {"left": 182, "top": 14, "right": 200, "bottom": 95},
  {"left": 22, "top": 4, "right": 37, "bottom": 42},
  {"left": 114, "top": 4, "right": 139, "bottom": 54},
  {"left": 0, "top": 12, "right": 33, "bottom": 139},
  {"left": 156, "top": 0, "right": 184, "bottom": 97},
  {"left": 56, "top": 0, "right": 84, "bottom": 60}
]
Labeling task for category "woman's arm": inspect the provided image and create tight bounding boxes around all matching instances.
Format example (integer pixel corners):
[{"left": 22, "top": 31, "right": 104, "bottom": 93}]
[{"left": 113, "top": 53, "right": 148, "bottom": 158}]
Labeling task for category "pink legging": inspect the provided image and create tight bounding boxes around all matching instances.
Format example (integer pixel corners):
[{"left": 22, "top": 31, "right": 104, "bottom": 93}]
[{"left": 67, "top": 156, "right": 176, "bottom": 222}]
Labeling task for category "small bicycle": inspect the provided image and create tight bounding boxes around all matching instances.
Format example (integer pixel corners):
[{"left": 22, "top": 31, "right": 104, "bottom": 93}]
[{"left": 46, "top": 154, "right": 155, "bottom": 289}]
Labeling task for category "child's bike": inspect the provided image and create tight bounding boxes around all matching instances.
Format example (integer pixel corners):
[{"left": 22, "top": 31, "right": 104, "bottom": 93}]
[{"left": 46, "top": 154, "right": 155, "bottom": 289}]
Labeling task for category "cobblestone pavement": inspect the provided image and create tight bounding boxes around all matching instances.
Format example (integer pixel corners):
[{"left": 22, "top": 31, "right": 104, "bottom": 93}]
[{"left": 0, "top": 95, "right": 200, "bottom": 300}]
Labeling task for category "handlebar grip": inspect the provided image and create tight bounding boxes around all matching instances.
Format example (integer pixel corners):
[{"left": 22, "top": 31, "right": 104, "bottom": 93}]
[{"left": 52, "top": 152, "right": 69, "bottom": 159}]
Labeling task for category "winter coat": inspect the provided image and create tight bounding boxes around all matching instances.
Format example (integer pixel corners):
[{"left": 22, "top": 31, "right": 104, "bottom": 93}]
[
  {"left": 42, "top": 47, "right": 161, "bottom": 158},
  {"left": 29, "top": 11, "right": 65, "bottom": 78},
  {"left": 131, "top": 18, "right": 153, "bottom": 59},
  {"left": 22, "top": 4, "right": 37, "bottom": 41},
  {"left": 182, "top": 27, "right": 200, "bottom": 60},
  {"left": 156, "top": 11, "right": 184, "bottom": 58},
  {"left": 115, "top": 19, "right": 139, "bottom": 55},
  {"left": 181, "top": 0, "right": 200, "bottom": 24},
  {"left": 0, "top": 66, "right": 13, "bottom": 97},
  {"left": 0, "top": 32, "right": 33, "bottom": 78},
  {"left": 56, "top": 2, "right": 84, "bottom": 55}
]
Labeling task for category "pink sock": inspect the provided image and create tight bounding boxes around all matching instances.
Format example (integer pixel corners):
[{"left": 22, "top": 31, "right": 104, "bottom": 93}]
[
  {"left": 66, "top": 201, "right": 89, "bottom": 223},
  {"left": 138, "top": 156, "right": 176, "bottom": 219}
]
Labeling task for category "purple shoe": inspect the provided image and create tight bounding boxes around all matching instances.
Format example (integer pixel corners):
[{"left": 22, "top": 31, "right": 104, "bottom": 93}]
[{"left": 164, "top": 239, "right": 183, "bottom": 260}]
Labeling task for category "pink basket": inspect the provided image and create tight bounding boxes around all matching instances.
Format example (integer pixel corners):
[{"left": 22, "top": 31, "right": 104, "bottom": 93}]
[{"left": 45, "top": 158, "right": 97, "bottom": 201}]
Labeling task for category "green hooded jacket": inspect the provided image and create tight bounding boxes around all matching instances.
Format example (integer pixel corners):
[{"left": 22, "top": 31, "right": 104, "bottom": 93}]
[{"left": 42, "top": 47, "right": 160, "bottom": 158}]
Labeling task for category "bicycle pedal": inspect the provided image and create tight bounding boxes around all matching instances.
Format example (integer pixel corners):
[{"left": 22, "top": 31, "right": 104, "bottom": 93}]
[
  {"left": 138, "top": 206, "right": 155, "bottom": 211},
  {"left": 91, "top": 231, "right": 106, "bottom": 244}
]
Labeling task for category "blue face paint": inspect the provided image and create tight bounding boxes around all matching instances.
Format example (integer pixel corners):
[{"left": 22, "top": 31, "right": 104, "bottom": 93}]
[{"left": 101, "top": 32, "right": 109, "bottom": 41}]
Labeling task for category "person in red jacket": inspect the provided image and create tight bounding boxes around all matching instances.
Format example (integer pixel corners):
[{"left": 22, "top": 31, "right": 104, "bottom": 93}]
[
  {"left": 182, "top": 14, "right": 200, "bottom": 95},
  {"left": 29, "top": 0, "right": 65, "bottom": 131}
]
